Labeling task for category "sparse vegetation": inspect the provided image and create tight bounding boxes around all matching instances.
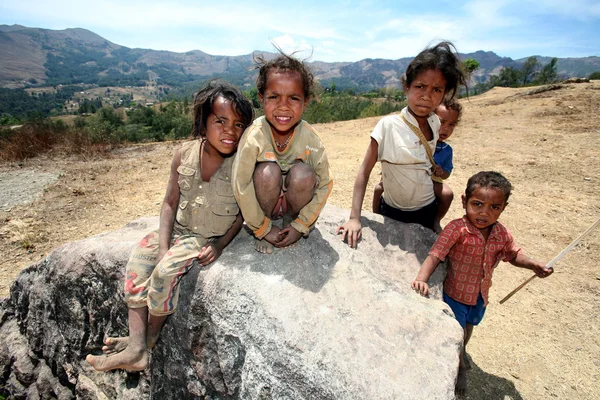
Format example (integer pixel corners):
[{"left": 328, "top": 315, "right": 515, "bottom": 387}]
[
  {"left": 589, "top": 71, "right": 600, "bottom": 79},
  {"left": 0, "top": 120, "right": 112, "bottom": 161},
  {"left": 469, "top": 57, "right": 559, "bottom": 95},
  {"left": 0, "top": 53, "right": 578, "bottom": 161}
]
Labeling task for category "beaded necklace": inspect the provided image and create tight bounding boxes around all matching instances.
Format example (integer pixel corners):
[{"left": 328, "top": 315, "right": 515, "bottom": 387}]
[{"left": 275, "top": 133, "right": 292, "bottom": 150}]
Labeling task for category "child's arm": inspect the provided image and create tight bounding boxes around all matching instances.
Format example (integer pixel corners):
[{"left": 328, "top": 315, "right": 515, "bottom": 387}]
[
  {"left": 433, "top": 145, "right": 453, "bottom": 179},
  {"left": 276, "top": 224, "right": 303, "bottom": 248},
  {"left": 157, "top": 148, "right": 183, "bottom": 262},
  {"left": 509, "top": 253, "right": 554, "bottom": 278},
  {"left": 433, "top": 165, "right": 451, "bottom": 180},
  {"left": 197, "top": 214, "right": 243, "bottom": 266},
  {"left": 337, "top": 138, "right": 379, "bottom": 248},
  {"left": 411, "top": 255, "right": 443, "bottom": 296}
]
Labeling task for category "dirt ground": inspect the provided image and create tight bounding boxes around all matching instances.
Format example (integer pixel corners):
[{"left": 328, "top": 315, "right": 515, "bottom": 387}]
[{"left": 1, "top": 81, "right": 599, "bottom": 399}]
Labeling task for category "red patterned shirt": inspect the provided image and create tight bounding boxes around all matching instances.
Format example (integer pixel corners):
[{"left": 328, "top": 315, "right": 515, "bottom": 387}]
[{"left": 429, "top": 216, "right": 521, "bottom": 306}]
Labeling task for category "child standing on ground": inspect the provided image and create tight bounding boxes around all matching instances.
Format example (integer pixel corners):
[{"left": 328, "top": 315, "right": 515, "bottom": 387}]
[
  {"left": 411, "top": 171, "right": 553, "bottom": 394},
  {"left": 232, "top": 51, "right": 333, "bottom": 254},
  {"left": 372, "top": 98, "right": 462, "bottom": 233},
  {"left": 339, "top": 42, "right": 468, "bottom": 247},
  {"left": 86, "top": 80, "right": 253, "bottom": 371}
]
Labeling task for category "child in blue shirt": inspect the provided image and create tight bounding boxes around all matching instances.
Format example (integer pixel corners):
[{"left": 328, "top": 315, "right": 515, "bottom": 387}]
[{"left": 431, "top": 98, "right": 462, "bottom": 233}]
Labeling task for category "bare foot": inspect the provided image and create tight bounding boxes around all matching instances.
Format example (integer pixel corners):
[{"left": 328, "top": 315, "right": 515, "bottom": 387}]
[
  {"left": 102, "top": 337, "right": 128, "bottom": 355},
  {"left": 255, "top": 238, "right": 274, "bottom": 254},
  {"left": 455, "top": 366, "right": 468, "bottom": 396},
  {"left": 463, "top": 353, "right": 472, "bottom": 370},
  {"left": 86, "top": 348, "right": 148, "bottom": 372},
  {"left": 103, "top": 335, "right": 159, "bottom": 355}
]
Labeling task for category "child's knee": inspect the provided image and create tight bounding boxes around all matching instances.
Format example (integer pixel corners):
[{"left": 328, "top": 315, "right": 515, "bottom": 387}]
[
  {"left": 441, "top": 184, "right": 454, "bottom": 201},
  {"left": 253, "top": 162, "right": 281, "bottom": 193},
  {"left": 374, "top": 181, "right": 383, "bottom": 196},
  {"left": 253, "top": 162, "right": 282, "bottom": 187},
  {"left": 287, "top": 163, "right": 317, "bottom": 192}
]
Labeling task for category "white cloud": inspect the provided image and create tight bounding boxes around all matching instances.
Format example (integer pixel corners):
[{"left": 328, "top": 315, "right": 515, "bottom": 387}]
[
  {"left": 1, "top": 0, "right": 598, "bottom": 61},
  {"left": 523, "top": 0, "right": 600, "bottom": 19}
]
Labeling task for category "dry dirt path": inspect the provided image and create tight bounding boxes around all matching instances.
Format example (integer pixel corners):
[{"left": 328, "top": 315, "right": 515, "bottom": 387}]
[{"left": 1, "top": 81, "right": 599, "bottom": 399}]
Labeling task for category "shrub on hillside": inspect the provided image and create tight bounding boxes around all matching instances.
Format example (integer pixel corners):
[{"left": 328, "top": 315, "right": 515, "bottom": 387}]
[{"left": 0, "top": 120, "right": 110, "bottom": 161}]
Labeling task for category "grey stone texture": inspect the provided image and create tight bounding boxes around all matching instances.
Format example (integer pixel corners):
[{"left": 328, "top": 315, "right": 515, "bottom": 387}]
[{"left": 0, "top": 205, "right": 462, "bottom": 399}]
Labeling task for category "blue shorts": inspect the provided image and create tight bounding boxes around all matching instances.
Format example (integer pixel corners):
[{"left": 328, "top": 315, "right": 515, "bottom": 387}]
[{"left": 443, "top": 292, "right": 487, "bottom": 329}]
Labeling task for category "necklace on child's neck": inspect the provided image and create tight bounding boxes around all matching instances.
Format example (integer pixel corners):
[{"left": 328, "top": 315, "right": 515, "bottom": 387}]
[{"left": 275, "top": 133, "right": 292, "bottom": 150}]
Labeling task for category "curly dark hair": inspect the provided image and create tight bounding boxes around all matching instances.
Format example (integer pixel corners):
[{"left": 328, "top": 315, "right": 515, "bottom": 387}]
[
  {"left": 465, "top": 171, "right": 513, "bottom": 201},
  {"left": 254, "top": 49, "right": 315, "bottom": 99},
  {"left": 440, "top": 97, "right": 463, "bottom": 123},
  {"left": 402, "top": 41, "right": 468, "bottom": 100},
  {"left": 191, "top": 79, "right": 254, "bottom": 138}
]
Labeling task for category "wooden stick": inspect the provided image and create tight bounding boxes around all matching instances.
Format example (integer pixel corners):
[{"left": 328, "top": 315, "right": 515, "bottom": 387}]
[{"left": 499, "top": 217, "right": 600, "bottom": 304}]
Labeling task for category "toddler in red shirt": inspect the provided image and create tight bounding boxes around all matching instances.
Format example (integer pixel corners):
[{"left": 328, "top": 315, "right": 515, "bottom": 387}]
[{"left": 411, "top": 171, "right": 553, "bottom": 395}]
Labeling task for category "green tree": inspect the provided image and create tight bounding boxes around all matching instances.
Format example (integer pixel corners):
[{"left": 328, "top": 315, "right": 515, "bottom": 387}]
[
  {"left": 491, "top": 66, "right": 521, "bottom": 88},
  {"left": 328, "top": 82, "right": 337, "bottom": 96},
  {"left": 521, "top": 56, "right": 539, "bottom": 85},
  {"left": 463, "top": 58, "right": 480, "bottom": 74},
  {"left": 535, "top": 58, "right": 558, "bottom": 85},
  {"left": 244, "top": 88, "right": 261, "bottom": 109},
  {"left": 97, "top": 106, "right": 124, "bottom": 127},
  {"left": 0, "top": 113, "right": 21, "bottom": 126},
  {"left": 590, "top": 71, "right": 600, "bottom": 80}
]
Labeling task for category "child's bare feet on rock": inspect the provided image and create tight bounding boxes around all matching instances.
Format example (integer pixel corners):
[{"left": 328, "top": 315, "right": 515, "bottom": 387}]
[
  {"left": 102, "top": 337, "right": 128, "bottom": 355},
  {"left": 103, "top": 335, "right": 159, "bottom": 355},
  {"left": 86, "top": 347, "right": 148, "bottom": 372},
  {"left": 255, "top": 238, "right": 274, "bottom": 254}
]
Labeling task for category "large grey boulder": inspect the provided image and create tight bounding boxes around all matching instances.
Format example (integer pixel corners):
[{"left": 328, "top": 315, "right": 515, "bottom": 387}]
[{"left": 0, "top": 205, "right": 462, "bottom": 399}]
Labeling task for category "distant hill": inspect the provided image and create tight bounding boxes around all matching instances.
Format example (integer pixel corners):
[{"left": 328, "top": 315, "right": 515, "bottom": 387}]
[{"left": 1, "top": 24, "right": 599, "bottom": 91}]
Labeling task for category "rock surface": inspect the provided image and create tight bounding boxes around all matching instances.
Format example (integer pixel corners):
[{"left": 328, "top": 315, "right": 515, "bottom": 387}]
[{"left": 0, "top": 205, "right": 462, "bottom": 399}]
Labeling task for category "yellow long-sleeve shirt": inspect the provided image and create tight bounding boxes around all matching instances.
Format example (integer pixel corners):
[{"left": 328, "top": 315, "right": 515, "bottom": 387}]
[{"left": 232, "top": 116, "right": 333, "bottom": 239}]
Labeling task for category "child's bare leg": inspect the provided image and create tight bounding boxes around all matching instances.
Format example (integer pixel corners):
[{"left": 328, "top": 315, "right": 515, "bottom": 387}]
[
  {"left": 372, "top": 181, "right": 383, "bottom": 214},
  {"left": 86, "top": 307, "right": 149, "bottom": 372},
  {"left": 462, "top": 323, "right": 474, "bottom": 370},
  {"left": 456, "top": 323, "right": 474, "bottom": 395},
  {"left": 147, "top": 314, "right": 168, "bottom": 349},
  {"left": 285, "top": 163, "right": 316, "bottom": 216},
  {"left": 280, "top": 163, "right": 316, "bottom": 248},
  {"left": 253, "top": 162, "right": 282, "bottom": 254},
  {"left": 433, "top": 182, "right": 454, "bottom": 234},
  {"left": 103, "top": 314, "right": 167, "bottom": 354}
]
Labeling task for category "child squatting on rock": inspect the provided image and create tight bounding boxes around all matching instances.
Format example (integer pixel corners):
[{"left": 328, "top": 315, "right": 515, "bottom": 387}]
[
  {"left": 411, "top": 171, "right": 554, "bottom": 395},
  {"left": 338, "top": 41, "right": 468, "bottom": 248},
  {"left": 86, "top": 80, "right": 253, "bottom": 371},
  {"left": 373, "top": 98, "right": 462, "bottom": 233},
  {"left": 232, "top": 50, "right": 333, "bottom": 254}
]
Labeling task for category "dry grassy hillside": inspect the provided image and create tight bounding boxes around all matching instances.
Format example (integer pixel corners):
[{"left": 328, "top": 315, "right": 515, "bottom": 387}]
[{"left": 1, "top": 81, "right": 599, "bottom": 399}]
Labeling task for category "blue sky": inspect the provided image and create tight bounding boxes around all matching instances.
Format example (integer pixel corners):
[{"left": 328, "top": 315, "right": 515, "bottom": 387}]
[{"left": 1, "top": 0, "right": 599, "bottom": 62}]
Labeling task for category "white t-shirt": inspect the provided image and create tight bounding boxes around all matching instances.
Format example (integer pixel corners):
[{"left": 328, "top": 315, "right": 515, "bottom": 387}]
[{"left": 370, "top": 107, "right": 440, "bottom": 211}]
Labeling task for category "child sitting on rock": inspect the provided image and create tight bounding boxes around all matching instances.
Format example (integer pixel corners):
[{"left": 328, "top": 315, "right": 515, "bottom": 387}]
[
  {"left": 86, "top": 80, "right": 253, "bottom": 371},
  {"left": 373, "top": 98, "right": 462, "bottom": 233},
  {"left": 411, "top": 171, "right": 553, "bottom": 395},
  {"left": 338, "top": 42, "right": 468, "bottom": 248},
  {"left": 232, "top": 50, "right": 333, "bottom": 254}
]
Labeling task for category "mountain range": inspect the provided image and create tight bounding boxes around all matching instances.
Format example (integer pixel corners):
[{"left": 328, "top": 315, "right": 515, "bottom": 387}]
[{"left": 1, "top": 24, "right": 599, "bottom": 91}]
